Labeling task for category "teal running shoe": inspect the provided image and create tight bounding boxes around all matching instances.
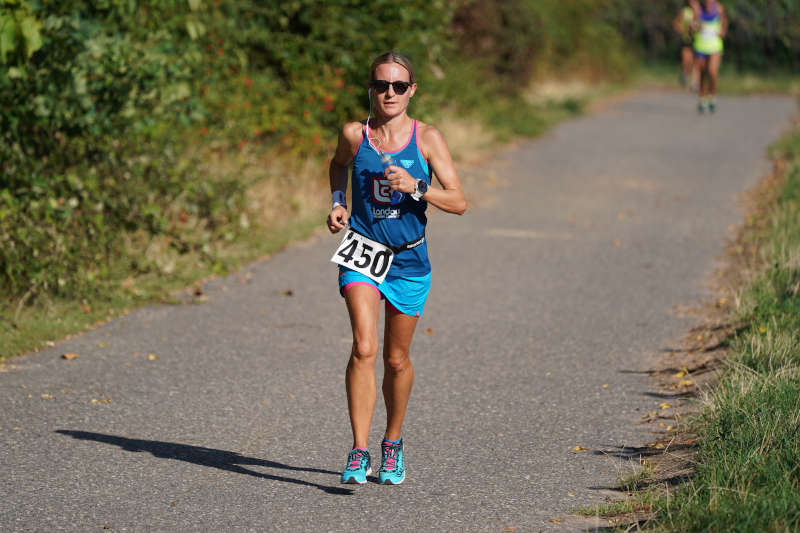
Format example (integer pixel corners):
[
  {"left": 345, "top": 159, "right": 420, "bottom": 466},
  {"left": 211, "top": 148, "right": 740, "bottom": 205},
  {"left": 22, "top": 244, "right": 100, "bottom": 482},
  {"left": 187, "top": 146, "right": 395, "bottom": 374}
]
[
  {"left": 378, "top": 438, "right": 405, "bottom": 485},
  {"left": 341, "top": 448, "right": 371, "bottom": 484},
  {"left": 708, "top": 100, "right": 716, "bottom": 114},
  {"left": 697, "top": 101, "right": 706, "bottom": 114}
]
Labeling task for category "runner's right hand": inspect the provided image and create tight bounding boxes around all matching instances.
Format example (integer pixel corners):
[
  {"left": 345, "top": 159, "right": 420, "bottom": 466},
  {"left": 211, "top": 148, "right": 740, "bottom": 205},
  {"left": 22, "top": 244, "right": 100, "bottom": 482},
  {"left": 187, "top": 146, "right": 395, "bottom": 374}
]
[{"left": 327, "top": 205, "right": 349, "bottom": 233}]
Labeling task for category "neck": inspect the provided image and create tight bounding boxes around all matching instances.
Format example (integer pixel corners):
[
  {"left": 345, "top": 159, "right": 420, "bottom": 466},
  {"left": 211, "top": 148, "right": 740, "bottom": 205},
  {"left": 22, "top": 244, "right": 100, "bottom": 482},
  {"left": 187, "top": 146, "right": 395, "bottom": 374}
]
[
  {"left": 370, "top": 113, "right": 411, "bottom": 134},
  {"left": 368, "top": 113, "right": 412, "bottom": 151}
]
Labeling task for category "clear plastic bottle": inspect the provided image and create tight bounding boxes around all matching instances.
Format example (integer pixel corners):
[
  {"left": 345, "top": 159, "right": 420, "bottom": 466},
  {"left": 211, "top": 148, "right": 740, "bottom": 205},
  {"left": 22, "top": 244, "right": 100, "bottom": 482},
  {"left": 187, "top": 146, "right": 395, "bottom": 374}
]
[{"left": 380, "top": 151, "right": 405, "bottom": 205}]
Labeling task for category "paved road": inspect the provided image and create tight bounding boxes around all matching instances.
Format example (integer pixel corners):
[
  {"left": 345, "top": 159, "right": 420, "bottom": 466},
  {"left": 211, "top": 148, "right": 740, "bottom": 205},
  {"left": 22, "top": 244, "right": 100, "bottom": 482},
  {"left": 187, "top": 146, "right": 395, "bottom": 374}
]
[{"left": 1, "top": 91, "right": 795, "bottom": 532}]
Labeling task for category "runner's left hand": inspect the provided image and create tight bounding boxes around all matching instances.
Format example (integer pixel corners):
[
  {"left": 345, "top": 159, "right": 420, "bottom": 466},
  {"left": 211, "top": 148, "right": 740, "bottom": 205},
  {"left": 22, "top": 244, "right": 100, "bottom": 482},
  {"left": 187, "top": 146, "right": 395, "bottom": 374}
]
[{"left": 385, "top": 165, "right": 416, "bottom": 194}]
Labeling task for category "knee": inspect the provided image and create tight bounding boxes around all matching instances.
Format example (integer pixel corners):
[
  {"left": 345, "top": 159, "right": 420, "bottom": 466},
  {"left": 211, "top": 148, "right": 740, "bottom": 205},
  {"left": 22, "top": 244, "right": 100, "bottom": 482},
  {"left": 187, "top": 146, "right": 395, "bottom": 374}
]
[
  {"left": 384, "top": 351, "right": 412, "bottom": 375},
  {"left": 351, "top": 338, "right": 378, "bottom": 362}
]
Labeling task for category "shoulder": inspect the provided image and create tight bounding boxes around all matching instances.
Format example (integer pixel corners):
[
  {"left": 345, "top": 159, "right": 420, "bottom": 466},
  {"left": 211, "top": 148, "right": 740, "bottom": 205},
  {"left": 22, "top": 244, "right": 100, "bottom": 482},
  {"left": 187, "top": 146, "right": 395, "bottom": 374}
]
[
  {"left": 416, "top": 121, "right": 448, "bottom": 156},
  {"left": 341, "top": 121, "right": 363, "bottom": 145}
]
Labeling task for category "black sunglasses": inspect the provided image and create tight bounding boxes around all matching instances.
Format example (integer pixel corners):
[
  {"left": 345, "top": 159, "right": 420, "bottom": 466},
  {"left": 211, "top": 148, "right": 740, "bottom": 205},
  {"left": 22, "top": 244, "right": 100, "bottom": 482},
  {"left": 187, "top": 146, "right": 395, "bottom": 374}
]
[{"left": 369, "top": 80, "right": 412, "bottom": 95}]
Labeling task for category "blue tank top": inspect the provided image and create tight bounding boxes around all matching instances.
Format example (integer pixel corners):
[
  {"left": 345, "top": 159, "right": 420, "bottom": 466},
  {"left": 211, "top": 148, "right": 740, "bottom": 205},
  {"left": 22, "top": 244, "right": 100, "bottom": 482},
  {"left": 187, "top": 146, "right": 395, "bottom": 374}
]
[{"left": 349, "top": 119, "right": 432, "bottom": 276}]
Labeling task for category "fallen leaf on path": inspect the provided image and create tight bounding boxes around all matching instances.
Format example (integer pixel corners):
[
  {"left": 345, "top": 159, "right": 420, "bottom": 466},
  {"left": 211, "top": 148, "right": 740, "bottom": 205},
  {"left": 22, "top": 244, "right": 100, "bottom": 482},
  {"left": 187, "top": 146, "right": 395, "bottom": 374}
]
[
  {"left": 568, "top": 493, "right": 576, "bottom": 497},
  {"left": 425, "top": 328, "right": 434, "bottom": 334},
  {"left": 97, "top": 342, "right": 107, "bottom": 348},
  {"left": 61, "top": 353, "right": 78, "bottom": 360},
  {"left": 602, "top": 383, "right": 609, "bottom": 388},
  {"left": 666, "top": 426, "right": 674, "bottom": 431},
  {"left": 572, "top": 445, "right": 589, "bottom": 452},
  {"left": 280, "top": 289, "right": 294, "bottom": 296},
  {"left": 653, "top": 443, "right": 665, "bottom": 449},
  {"left": 660, "top": 403, "right": 672, "bottom": 410},
  {"left": 41, "top": 393, "right": 53, "bottom": 399},
  {"left": 678, "top": 379, "right": 694, "bottom": 387},
  {"left": 148, "top": 354, "right": 158, "bottom": 360},
  {"left": 549, "top": 519, "right": 563, "bottom": 524}
]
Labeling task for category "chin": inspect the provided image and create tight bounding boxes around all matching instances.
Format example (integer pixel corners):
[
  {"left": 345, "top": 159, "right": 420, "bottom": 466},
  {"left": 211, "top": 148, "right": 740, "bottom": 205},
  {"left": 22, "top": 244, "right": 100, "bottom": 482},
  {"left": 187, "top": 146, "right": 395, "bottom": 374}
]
[{"left": 379, "top": 105, "right": 405, "bottom": 118}]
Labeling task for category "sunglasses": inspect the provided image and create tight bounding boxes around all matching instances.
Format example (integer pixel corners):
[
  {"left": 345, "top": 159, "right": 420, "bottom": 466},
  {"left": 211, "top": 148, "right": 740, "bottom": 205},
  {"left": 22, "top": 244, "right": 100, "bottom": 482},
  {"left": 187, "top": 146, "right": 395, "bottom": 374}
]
[{"left": 369, "top": 80, "right": 412, "bottom": 95}]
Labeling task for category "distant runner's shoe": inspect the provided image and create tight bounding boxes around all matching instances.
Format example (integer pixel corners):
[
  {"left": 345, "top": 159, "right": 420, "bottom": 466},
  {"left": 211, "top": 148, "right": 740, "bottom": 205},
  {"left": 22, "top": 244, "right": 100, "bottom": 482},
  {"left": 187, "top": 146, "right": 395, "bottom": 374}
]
[
  {"left": 708, "top": 100, "right": 716, "bottom": 114},
  {"left": 378, "top": 438, "right": 405, "bottom": 485},
  {"left": 341, "top": 448, "right": 371, "bottom": 484},
  {"left": 697, "top": 101, "right": 706, "bottom": 114}
]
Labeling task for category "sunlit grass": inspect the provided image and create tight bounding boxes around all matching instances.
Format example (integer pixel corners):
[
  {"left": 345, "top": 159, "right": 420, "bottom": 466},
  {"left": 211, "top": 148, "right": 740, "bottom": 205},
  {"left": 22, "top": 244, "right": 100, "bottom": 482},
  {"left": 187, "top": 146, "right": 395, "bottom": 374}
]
[{"left": 618, "top": 120, "right": 800, "bottom": 531}]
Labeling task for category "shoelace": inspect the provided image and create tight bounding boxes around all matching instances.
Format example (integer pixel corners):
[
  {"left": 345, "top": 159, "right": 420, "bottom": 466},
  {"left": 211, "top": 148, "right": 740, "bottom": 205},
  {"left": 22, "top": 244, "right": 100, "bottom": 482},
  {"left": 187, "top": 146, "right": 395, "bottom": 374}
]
[
  {"left": 347, "top": 450, "right": 364, "bottom": 470},
  {"left": 382, "top": 443, "right": 399, "bottom": 471}
]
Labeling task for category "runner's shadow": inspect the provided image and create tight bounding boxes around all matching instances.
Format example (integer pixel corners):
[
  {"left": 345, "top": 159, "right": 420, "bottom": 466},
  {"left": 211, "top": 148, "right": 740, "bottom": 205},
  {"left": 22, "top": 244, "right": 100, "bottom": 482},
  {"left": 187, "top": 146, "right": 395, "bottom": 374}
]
[{"left": 56, "top": 430, "right": 352, "bottom": 495}]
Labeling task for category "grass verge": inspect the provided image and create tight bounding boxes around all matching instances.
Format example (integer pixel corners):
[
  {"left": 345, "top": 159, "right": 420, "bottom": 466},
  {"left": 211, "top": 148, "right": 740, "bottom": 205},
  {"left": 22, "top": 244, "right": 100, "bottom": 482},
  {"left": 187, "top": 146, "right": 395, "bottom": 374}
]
[
  {"left": 635, "top": 63, "right": 800, "bottom": 96},
  {"left": 598, "top": 118, "right": 800, "bottom": 530}
]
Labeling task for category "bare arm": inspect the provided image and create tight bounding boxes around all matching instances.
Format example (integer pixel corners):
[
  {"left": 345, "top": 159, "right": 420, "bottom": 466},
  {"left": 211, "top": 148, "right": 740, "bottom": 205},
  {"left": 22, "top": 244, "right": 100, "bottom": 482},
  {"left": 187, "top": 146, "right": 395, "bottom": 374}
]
[
  {"left": 326, "top": 122, "right": 361, "bottom": 233},
  {"left": 384, "top": 123, "right": 466, "bottom": 215},
  {"left": 719, "top": 3, "right": 728, "bottom": 38},
  {"left": 673, "top": 10, "right": 684, "bottom": 34}
]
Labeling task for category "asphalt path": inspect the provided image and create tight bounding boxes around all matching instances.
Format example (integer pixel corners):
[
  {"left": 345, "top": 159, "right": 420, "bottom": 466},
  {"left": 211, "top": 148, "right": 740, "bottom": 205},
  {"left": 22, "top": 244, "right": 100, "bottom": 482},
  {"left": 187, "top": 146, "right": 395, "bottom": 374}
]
[{"left": 1, "top": 91, "right": 795, "bottom": 532}]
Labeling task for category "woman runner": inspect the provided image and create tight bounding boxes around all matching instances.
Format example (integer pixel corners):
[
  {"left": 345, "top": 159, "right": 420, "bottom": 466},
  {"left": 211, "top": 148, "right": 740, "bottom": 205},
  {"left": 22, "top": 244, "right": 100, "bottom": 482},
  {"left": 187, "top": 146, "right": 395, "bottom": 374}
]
[
  {"left": 326, "top": 52, "right": 466, "bottom": 485},
  {"left": 692, "top": 0, "right": 727, "bottom": 113},
  {"left": 673, "top": 1, "right": 697, "bottom": 88}
]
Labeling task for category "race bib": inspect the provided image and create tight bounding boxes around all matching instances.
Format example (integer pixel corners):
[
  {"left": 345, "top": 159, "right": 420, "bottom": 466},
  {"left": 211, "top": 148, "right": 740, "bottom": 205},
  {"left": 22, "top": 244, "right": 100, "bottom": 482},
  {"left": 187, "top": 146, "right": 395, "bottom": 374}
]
[
  {"left": 701, "top": 25, "right": 718, "bottom": 37},
  {"left": 331, "top": 229, "right": 394, "bottom": 284}
]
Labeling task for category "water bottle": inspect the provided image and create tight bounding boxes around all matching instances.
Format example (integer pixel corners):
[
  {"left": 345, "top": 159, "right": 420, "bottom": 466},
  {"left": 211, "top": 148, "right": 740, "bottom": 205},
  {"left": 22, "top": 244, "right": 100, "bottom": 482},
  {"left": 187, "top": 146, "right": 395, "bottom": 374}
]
[{"left": 380, "top": 151, "right": 405, "bottom": 205}]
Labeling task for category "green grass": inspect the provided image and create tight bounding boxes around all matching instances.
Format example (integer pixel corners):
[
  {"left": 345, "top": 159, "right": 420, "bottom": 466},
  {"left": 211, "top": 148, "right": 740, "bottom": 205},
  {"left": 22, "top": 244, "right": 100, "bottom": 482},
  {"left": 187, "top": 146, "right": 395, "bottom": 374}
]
[
  {"left": 635, "top": 63, "right": 800, "bottom": 96},
  {"left": 614, "top": 116, "right": 800, "bottom": 531}
]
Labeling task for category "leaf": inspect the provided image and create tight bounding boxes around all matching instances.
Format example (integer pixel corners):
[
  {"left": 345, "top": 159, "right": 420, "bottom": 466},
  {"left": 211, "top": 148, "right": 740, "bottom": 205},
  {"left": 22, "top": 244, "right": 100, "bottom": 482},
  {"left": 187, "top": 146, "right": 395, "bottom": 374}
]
[
  {"left": 572, "top": 445, "right": 589, "bottom": 452},
  {"left": 678, "top": 379, "right": 693, "bottom": 387},
  {"left": 653, "top": 443, "right": 665, "bottom": 449},
  {"left": 425, "top": 328, "right": 434, "bottom": 334},
  {"left": 148, "top": 354, "right": 158, "bottom": 360},
  {"left": 41, "top": 393, "right": 53, "bottom": 399},
  {"left": 61, "top": 353, "right": 78, "bottom": 360},
  {"left": 18, "top": 15, "right": 42, "bottom": 58},
  {"left": 0, "top": 15, "right": 17, "bottom": 64},
  {"left": 659, "top": 402, "right": 672, "bottom": 409}
]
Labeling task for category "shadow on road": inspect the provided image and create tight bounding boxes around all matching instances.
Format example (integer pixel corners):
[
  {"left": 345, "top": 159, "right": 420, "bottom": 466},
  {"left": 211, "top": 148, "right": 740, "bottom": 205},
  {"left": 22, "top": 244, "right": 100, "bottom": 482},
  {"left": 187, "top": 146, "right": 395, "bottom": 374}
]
[{"left": 56, "top": 430, "right": 352, "bottom": 495}]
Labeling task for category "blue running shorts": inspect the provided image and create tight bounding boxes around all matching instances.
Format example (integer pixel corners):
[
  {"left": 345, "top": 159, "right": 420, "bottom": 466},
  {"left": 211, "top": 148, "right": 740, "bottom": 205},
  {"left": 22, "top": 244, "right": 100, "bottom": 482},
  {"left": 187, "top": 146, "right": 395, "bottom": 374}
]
[{"left": 338, "top": 267, "right": 431, "bottom": 317}]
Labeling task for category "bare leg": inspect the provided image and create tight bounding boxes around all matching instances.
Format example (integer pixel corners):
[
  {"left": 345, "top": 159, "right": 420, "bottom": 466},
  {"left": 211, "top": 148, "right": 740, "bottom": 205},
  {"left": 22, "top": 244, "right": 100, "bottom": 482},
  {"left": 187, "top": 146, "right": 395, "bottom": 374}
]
[
  {"left": 695, "top": 56, "right": 709, "bottom": 97},
  {"left": 707, "top": 53, "right": 722, "bottom": 96},
  {"left": 691, "top": 53, "right": 703, "bottom": 92},
  {"left": 681, "top": 46, "right": 694, "bottom": 83},
  {"left": 382, "top": 304, "right": 418, "bottom": 441},
  {"left": 344, "top": 285, "right": 381, "bottom": 449}
]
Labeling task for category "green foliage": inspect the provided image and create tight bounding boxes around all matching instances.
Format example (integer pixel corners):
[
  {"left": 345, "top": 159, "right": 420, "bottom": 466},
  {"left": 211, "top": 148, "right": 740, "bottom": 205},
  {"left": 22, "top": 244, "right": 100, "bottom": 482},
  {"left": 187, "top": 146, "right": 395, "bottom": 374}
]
[
  {"left": 0, "top": 0, "right": 457, "bottom": 302},
  {"left": 607, "top": 0, "right": 800, "bottom": 71},
  {"left": 452, "top": 0, "right": 630, "bottom": 85}
]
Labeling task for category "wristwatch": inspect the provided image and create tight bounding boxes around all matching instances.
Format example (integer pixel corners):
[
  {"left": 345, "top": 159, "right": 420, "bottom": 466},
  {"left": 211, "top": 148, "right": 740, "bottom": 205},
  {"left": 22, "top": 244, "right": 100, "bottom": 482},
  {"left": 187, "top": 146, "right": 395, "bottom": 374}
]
[{"left": 411, "top": 179, "right": 428, "bottom": 201}]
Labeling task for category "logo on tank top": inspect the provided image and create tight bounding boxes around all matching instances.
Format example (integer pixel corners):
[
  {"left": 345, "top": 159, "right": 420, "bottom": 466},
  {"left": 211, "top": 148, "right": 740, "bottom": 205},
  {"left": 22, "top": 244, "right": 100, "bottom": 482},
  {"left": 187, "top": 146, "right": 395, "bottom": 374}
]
[
  {"left": 371, "top": 177, "right": 400, "bottom": 218},
  {"left": 400, "top": 159, "right": 415, "bottom": 169}
]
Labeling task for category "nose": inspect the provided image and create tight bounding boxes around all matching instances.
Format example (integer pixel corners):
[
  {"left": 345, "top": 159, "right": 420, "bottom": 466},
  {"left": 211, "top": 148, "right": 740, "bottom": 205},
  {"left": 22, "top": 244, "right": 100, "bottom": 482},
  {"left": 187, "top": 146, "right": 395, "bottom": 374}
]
[{"left": 385, "top": 84, "right": 396, "bottom": 98}]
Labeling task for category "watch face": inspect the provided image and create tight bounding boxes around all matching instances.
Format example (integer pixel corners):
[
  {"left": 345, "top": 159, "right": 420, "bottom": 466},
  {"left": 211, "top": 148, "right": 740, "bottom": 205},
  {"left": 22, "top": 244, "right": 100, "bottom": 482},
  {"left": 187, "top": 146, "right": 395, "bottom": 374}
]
[{"left": 418, "top": 180, "right": 428, "bottom": 193}]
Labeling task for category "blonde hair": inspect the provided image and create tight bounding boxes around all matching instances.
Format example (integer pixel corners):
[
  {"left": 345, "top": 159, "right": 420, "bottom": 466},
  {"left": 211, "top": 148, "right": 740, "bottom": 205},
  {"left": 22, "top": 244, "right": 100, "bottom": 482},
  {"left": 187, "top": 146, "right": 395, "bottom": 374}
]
[{"left": 369, "top": 52, "right": 415, "bottom": 84}]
